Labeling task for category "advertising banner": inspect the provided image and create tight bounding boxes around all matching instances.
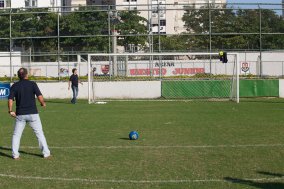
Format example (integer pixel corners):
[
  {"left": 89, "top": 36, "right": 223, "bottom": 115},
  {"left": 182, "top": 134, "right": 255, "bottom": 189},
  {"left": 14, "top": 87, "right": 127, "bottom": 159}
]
[{"left": 0, "top": 83, "right": 10, "bottom": 99}]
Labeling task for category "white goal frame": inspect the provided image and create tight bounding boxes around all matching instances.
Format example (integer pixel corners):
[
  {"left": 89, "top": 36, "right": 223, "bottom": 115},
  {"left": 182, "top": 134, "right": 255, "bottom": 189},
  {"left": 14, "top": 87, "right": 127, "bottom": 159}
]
[{"left": 87, "top": 52, "right": 240, "bottom": 104}]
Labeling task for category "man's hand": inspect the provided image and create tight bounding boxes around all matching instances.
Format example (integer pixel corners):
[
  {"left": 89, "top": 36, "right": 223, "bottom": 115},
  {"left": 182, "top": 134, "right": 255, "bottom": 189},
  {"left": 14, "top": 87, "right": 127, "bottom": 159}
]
[
  {"left": 8, "top": 99, "right": 15, "bottom": 118},
  {"left": 41, "top": 103, "right": 46, "bottom": 108},
  {"left": 9, "top": 111, "right": 16, "bottom": 118},
  {"left": 38, "top": 96, "right": 46, "bottom": 109}
]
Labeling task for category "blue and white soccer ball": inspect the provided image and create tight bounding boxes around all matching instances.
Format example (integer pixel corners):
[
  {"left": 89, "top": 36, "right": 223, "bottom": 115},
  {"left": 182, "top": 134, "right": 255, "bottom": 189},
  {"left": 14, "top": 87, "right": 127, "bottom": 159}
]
[{"left": 129, "top": 131, "right": 139, "bottom": 140}]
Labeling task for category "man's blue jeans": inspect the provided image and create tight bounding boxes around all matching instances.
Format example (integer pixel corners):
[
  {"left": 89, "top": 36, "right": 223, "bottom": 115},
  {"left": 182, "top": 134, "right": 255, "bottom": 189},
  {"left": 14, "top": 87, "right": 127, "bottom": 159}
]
[
  {"left": 12, "top": 114, "right": 50, "bottom": 158},
  {"left": 71, "top": 85, "right": 79, "bottom": 104}
]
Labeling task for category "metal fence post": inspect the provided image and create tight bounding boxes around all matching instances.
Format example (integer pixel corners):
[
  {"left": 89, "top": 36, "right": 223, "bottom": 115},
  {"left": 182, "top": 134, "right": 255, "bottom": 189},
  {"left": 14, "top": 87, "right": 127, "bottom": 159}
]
[
  {"left": 259, "top": 5, "right": 263, "bottom": 78},
  {"left": 9, "top": 8, "right": 12, "bottom": 82},
  {"left": 209, "top": 2, "right": 212, "bottom": 74},
  {"left": 57, "top": 8, "right": 60, "bottom": 81}
]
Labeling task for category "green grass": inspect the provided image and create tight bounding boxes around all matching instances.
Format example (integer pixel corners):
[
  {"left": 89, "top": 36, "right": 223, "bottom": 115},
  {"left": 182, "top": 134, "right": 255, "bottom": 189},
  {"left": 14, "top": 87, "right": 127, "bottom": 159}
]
[{"left": 0, "top": 99, "right": 284, "bottom": 189}]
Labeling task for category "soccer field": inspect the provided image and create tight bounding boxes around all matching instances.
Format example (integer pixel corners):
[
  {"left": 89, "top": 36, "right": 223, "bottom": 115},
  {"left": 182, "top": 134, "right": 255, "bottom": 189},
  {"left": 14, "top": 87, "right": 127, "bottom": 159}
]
[{"left": 0, "top": 99, "right": 284, "bottom": 189}]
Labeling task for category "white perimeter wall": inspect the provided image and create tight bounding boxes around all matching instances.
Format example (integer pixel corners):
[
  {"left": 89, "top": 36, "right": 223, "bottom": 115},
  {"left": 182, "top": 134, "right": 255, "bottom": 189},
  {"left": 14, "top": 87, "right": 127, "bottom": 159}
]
[{"left": 37, "top": 81, "right": 161, "bottom": 99}]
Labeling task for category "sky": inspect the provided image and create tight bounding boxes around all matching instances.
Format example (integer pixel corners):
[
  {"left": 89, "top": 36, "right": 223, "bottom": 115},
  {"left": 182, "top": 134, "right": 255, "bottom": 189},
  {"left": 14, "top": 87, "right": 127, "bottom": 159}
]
[
  {"left": 227, "top": 0, "right": 281, "bottom": 4},
  {"left": 227, "top": 0, "right": 283, "bottom": 14}
]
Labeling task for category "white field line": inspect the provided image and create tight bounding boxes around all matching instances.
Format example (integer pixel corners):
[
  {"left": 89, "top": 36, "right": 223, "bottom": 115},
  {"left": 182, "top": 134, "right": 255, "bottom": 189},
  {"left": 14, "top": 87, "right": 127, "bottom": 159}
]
[
  {"left": 0, "top": 173, "right": 283, "bottom": 183},
  {"left": 1, "top": 143, "right": 282, "bottom": 150}
]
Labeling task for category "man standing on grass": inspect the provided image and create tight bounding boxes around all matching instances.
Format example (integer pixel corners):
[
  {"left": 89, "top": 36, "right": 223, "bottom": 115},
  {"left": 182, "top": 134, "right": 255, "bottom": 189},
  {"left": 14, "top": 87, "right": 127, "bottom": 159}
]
[
  {"left": 8, "top": 68, "right": 51, "bottom": 160},
  {"left": 68, "top": 68, "right": 83, "bottom": 104}
]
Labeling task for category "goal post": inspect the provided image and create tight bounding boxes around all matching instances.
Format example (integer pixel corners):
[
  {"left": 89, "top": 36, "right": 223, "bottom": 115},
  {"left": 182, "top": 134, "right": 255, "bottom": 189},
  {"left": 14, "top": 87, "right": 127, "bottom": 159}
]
[{"left": 87, "top": 52, "right": 239, "bottom": 103}]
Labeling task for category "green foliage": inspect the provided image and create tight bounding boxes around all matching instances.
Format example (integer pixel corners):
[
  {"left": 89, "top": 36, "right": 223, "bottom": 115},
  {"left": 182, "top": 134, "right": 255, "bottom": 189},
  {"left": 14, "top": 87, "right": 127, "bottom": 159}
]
[
  {"left": 60, "top": 6, "right": 109, "bottom": 52},
  {"left": 155, "top": 35, "right": 188, "bottom": 52},
  {"left": 1, "top": 5, "right": 284, "bottom": 54},
  {"left": 10, "top": 8, "right": 58, "bottom": 58},
  {"left": 0, "top": 7, "right": 148, "bottom": 58},
  {"left": 180, "top": 4, "right": 284, "bottom": 51},
  {"left": 116, "top": 10, "right": 148, "bottom": 51}
]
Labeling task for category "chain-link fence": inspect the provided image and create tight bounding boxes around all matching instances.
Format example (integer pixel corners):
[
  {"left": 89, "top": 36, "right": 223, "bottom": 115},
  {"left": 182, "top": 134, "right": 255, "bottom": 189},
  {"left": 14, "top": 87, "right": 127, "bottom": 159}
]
[{"left": 0, "top": 3, "right": 284, "bottom": 81}]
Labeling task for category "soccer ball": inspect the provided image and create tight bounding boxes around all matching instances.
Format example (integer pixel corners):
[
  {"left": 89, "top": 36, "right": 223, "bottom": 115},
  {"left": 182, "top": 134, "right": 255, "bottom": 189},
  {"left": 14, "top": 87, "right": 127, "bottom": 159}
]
[{"left": 129, "top": 131, "right": 139, "bottom": 140}]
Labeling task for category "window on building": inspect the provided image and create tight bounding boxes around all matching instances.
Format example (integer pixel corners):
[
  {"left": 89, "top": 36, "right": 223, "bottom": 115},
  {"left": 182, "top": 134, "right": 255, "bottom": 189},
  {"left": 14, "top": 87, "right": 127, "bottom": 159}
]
[
  {"left": 25, "top": 0, "right": 29, "bottom": 7},
  {"left": 5, "top": 0, "right": 10, "bottom": 7},
  {"left": 129, "top": 6, "right": 137, "bottom": 10},
  {"left": 160, "top": 20, "right": 166, "bottom": 26},
  {"left": 0, "top": 0, "right": 4, "bottom": 8},
  {"left": 153, "top": 32, "right": 166, "bottom": 34},
  {"left": 25, "top": 0, "right": 37, "bottom": 7},
  {"left": 62, "top": 0, "right": 66, "bottom": 6},
  {"left": 32, "top": 0, "right": 37, "bottom": 6},
  {"left": 127, "top": 44, "right": 138, "bottom": 53}
]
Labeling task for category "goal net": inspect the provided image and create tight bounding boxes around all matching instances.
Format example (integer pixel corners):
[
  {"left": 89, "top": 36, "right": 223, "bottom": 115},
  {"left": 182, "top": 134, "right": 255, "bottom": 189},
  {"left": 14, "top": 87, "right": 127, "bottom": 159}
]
[{"left": 87, "top": 52, "right": 239, "bottom": 103}]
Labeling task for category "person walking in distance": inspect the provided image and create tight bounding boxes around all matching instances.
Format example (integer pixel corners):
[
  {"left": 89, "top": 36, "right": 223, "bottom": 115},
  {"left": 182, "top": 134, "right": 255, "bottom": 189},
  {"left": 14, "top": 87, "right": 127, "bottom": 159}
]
[
  {"left": 8, "top": 68, "right": 51, "bottom": 160},
  {"left": 68, "top": 68, "right": 83, "bottom": 104}
]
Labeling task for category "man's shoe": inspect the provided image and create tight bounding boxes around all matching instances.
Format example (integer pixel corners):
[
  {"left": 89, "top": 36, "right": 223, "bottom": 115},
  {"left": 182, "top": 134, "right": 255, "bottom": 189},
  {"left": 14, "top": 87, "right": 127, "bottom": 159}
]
[{"left": 44, "top": 155, "right": 52, "bottom": 159}]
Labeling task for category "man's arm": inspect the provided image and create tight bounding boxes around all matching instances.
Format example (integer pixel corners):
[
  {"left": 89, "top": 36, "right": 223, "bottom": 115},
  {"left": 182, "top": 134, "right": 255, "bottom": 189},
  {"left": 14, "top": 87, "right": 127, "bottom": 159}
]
[
  {"left": 33, "top": 82, "right": 45, "bottom": 107},
  {"left": 38, "top": 95, "right": 46, "bottom": 107},
  {"left": 8, "top": 85, "right": 16, "bottom": 118},
  {"left": 8, "top": 99, "right": 16, "bottom": 118}
]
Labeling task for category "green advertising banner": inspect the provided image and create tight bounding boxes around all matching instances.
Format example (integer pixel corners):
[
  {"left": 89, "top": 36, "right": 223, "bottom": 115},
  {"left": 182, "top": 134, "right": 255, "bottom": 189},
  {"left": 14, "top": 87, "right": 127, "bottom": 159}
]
[
  {"left": 162, "top": 79, "right": 279, "bottom": 99},
  {"left": 239, "top": 80, "right": 279, "bottom": 97}
]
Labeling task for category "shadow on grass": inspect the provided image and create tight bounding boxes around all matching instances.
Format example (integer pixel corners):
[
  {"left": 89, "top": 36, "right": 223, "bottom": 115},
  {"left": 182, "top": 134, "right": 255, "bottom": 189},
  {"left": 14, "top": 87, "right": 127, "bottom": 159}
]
[
  {"left": 0, "top": 146, "right": 42, "bottom": 159},
  {"left": 0, "top": 151, "right": 12, "bottom": 158},
  {"left": 241, "top": 98, "right": 284, "bottom": 104},
  {"left": 119, "top": 138, "right": 130, "bottom": 140},
  {"left": 45, "top": 100, "right": 71, "bottom": 105},
  {"left": 224, "top": 171, "right": 284, "bottom": 189},
  {"left": 257, "top": 171, "right": 284, "bottom": 178}
]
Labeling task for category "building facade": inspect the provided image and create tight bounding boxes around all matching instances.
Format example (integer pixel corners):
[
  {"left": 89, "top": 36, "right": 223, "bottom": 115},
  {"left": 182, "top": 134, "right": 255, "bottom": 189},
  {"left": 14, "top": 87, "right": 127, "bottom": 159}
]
[
  {"left": 0, "top": 0, "right": 85, "bottom": 9},
  {"left": 87, "top": 0, "right": 227, "bottom": 34},
  {"left": 11, "top": 0, "right": 57, "bottom": 8}
]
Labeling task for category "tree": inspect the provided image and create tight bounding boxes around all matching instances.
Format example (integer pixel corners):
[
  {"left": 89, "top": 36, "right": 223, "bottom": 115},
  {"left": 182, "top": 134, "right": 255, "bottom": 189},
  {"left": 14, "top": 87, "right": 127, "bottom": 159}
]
[
  {"left": 182, "top": 4, "right": 284, "bottom": 51},
  {"left": 4, "top": 8, "right": 58, "bottom": 61},
  {"left": 0, "top": 10, "right": 10, "bottom": 51},
  {"left": 60, "top": 6, "right": 109, "bottom": 53},
  {"left": 116, "top": 10, "right": 148, "bottom": 51},
  {"left": 182, "top": 4, "right": 242, "bottom": 51}
]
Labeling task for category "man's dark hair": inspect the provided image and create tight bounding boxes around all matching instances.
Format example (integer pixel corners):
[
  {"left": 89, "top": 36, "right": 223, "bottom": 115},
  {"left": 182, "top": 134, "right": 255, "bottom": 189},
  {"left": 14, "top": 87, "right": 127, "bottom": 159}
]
[
  {"left": 72, "top": 68, "right": 77, "bottom": 74},
  {"left": 17, "top": 68, "right": 28, "bottom": 80}
]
